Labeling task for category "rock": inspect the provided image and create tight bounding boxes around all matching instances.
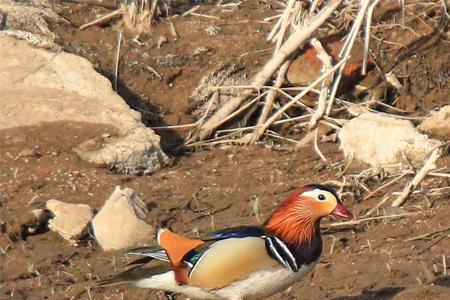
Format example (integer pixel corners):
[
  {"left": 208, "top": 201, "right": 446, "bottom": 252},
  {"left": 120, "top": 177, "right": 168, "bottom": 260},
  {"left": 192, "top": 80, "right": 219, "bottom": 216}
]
[
  {"left": 338, "top": 112, "right": 441, "bottom": 168},
  {"left": 92, "top": 186, "right": 154, "bottom": 251},
  {"left": 0, "top": 0, "right": 61, "bottom": 49},
  {"left": 46, "top": 200, "right": 93, "bottom": 243},
  {"left": 419, "top": 105, "right": 450, "bottom": 140},
  {"left": 0, "top": 36, "right": 169, "bottom": 175}
]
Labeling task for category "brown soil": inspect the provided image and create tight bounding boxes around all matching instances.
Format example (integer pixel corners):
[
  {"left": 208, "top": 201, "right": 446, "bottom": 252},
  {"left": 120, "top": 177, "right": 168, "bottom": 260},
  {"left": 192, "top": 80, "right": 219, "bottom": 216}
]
[{"left": 1, "top": 1, "right": 450, "bottom": 300}]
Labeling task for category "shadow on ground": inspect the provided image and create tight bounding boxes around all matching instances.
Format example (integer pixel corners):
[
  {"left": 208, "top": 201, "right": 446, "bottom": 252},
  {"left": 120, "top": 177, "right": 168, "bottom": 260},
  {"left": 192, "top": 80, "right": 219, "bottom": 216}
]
[{"left": 332, "top": 287, "right": 404, "bottom": 300}]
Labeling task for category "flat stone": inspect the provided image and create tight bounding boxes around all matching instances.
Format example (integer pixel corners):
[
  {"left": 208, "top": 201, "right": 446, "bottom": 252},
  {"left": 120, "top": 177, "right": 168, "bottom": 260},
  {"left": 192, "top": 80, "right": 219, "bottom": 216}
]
[
  {"left": 338, "top": 112, "right": 441, "bottom": 168},
  {"left": 0, "top": 36, "right": 169, "bottom": 175},
  {"left": 92, "top": 186, "right": 154, "bottom": 251},
  {"left": 46, "top": 200, "right": 93, "bottom": 243}
]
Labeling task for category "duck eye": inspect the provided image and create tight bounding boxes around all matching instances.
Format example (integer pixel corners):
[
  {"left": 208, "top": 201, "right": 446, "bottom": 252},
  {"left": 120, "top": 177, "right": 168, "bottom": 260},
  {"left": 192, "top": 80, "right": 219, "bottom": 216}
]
[{"left": 317, "top": 194, "right": 326, "bottom": 201}]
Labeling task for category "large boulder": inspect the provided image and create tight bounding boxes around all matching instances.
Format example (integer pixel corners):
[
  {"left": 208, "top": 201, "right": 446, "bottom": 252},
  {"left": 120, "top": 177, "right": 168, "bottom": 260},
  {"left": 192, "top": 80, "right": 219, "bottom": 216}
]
[{"left": 0, "top": 36, "right": 168, "bottom": 174}]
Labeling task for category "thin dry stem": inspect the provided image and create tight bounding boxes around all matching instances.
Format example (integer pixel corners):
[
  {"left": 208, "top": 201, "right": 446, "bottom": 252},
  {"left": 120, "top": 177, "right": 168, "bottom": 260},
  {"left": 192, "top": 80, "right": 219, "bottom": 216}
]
[
  {"left": 114, "top": 30, "right": 123, "bottom": 91},
  {"left": 364, "top": 171, "right": 410, "bottom": 200},
  {"left": 257, "top": 61, "right": 291, "bottom": 128},
  {"left": 364, "top": 194, "right": 390, "bottom": 217},
  {"left": 392, "top": 147, "right": 443, "bottom": 207},
  {"left": 405, "top": 225, "right": 450, "bottom": 242},
  {"left": 256, "top": 0, "right": 297, "bottom": 127},
  {"left": 322, "top": 212, "right": 419, "bottom": 229},
  {"left": 326, "top": 0, "right": 371, "bottom": 115},
  {"left": 314, "top": 127, "right": 328, "bottom": 163},
  {"left": 309, "top": 38, "right": 333, "bottom": 128},
  {"left": 362, "top": 0, "right": 381, "bottom": 75},
  {"left": 79, "top": 9, "right": 123, "bottom": 30}
]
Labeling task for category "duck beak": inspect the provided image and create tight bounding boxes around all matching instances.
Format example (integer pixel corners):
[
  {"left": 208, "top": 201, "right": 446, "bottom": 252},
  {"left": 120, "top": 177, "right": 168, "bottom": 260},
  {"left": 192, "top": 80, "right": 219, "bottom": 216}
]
[{"left": 331, "top": 203, "right": 354, "bottom": 219}]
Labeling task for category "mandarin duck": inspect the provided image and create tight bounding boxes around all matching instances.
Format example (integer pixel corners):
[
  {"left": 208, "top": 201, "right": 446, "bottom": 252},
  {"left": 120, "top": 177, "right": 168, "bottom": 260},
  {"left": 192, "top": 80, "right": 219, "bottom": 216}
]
[{"left": 97, "top": 184, "right": 353, "bottom": 300}]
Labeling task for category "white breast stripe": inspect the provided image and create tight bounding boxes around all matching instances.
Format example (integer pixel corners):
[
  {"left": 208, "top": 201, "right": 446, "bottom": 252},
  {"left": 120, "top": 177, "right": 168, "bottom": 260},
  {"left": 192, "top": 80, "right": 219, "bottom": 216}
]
[
  {"left": 265, "top": 238, "right": 289, "bottom": 269},
  {"left": 273, "top": 236, "right": 298, "bottom": 271}
]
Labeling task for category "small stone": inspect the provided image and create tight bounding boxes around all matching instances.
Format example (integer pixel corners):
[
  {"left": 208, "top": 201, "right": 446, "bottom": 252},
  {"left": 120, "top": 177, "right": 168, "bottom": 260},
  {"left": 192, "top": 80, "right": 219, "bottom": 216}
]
[
  {"left": 419, "top": 105, "right": 450, "bottom": 140},
  {"left": 204, "top": 25, "right": 221, "bottom": 36},
  {"left": 338, "top": 112, "right": 441, "bottom": 168},
  {"left": 14, "top": 148, "right": 39, "bottom": 160},
  {"left": 157, "top": 35, "right": 168, "bottom": 48},
  {"left": 46, "top": 200, "right": 93, "bottom": 243},
  {"left": 92, "top": 186, "right": 154, "bottom": 251}
]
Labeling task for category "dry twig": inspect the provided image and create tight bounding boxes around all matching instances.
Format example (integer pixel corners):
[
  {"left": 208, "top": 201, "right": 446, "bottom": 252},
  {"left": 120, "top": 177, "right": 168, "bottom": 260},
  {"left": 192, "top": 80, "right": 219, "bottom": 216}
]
[
  {"left": 322, "top": 212, "right": 418, "bottom": 229},
  {"left": 362, "top": 0, "right": 381, "bottom": 75},
  {"left": 326, "top": 0, "right": 371, "bottom": 115},
  {"left": 309, "top": 38, "right": 333, "bottom": 128},
  {"left": 392, "top": 147, "right": 443, "bottom": 207},
  {"left": 79, "top": 9, "right": 123, "bottom": 30},
  {"left": 406, "top": 225, "right": 450, "bottom": 242},
  {"left": 114, "top": 30, "right": 123, "bottom": 91},
  {"left": 314, "top": 126, "right": 328, "bottom": 163}
]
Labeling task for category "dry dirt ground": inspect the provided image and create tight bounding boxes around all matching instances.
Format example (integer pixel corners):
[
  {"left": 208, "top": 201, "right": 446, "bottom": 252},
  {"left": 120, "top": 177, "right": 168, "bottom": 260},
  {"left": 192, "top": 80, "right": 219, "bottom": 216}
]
[{"left": 1, "top": 1, "right": 450, "bottom": 299}]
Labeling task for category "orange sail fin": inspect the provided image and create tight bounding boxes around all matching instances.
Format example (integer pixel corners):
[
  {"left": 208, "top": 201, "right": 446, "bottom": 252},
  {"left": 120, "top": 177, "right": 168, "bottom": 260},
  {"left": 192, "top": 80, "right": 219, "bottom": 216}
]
[{"left": 157, "top": 229, "right": 204, "bottom": 267}]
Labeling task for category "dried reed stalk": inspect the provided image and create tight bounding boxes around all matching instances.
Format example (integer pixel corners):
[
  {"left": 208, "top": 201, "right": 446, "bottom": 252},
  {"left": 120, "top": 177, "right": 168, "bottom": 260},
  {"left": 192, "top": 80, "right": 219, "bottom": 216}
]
[
  {"left": 122, "top": 0, "right": 159, "bottom": 34},
  {"left": 326, "top": 0, "right": 371, "bottom": 115},
  {"left": 309, "top": 38, "right": 333, "bottom": 128}
]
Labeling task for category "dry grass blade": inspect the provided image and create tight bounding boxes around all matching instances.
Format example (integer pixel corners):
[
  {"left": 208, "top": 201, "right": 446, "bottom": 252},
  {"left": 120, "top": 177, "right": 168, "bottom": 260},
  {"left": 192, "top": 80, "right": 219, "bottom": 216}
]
[
  {"left": 364, "top": 194, "right": 390, "bottom": 217},
  {"left": 322, "top": 212, "right": 419, "bottom": 229},
  {"left": 314, "top": 126, "right": 328, "bottom": 163},
  {"left": 256, "top": 60, "right": 291, "bottom": 127}
]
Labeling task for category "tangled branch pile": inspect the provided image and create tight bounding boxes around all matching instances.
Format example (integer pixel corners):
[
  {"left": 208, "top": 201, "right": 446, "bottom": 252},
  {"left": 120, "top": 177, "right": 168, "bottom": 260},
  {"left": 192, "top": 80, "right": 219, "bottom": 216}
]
[{"left": 183, "top": 0, "right": 450, "bottom": 148}]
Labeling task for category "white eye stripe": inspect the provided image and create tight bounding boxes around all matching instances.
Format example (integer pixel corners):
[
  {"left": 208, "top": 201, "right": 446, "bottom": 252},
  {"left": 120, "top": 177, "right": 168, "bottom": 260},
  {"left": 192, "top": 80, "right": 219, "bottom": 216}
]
[{"left": 301, "top": 189, "right": 336, "bottom": 201}]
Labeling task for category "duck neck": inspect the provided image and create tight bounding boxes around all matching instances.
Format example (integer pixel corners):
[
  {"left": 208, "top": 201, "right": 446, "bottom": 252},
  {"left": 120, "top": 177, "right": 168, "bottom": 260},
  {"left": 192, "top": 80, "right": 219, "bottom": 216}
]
[{"left": 265, "top": 209, "right": 323, "bottom": 266}]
